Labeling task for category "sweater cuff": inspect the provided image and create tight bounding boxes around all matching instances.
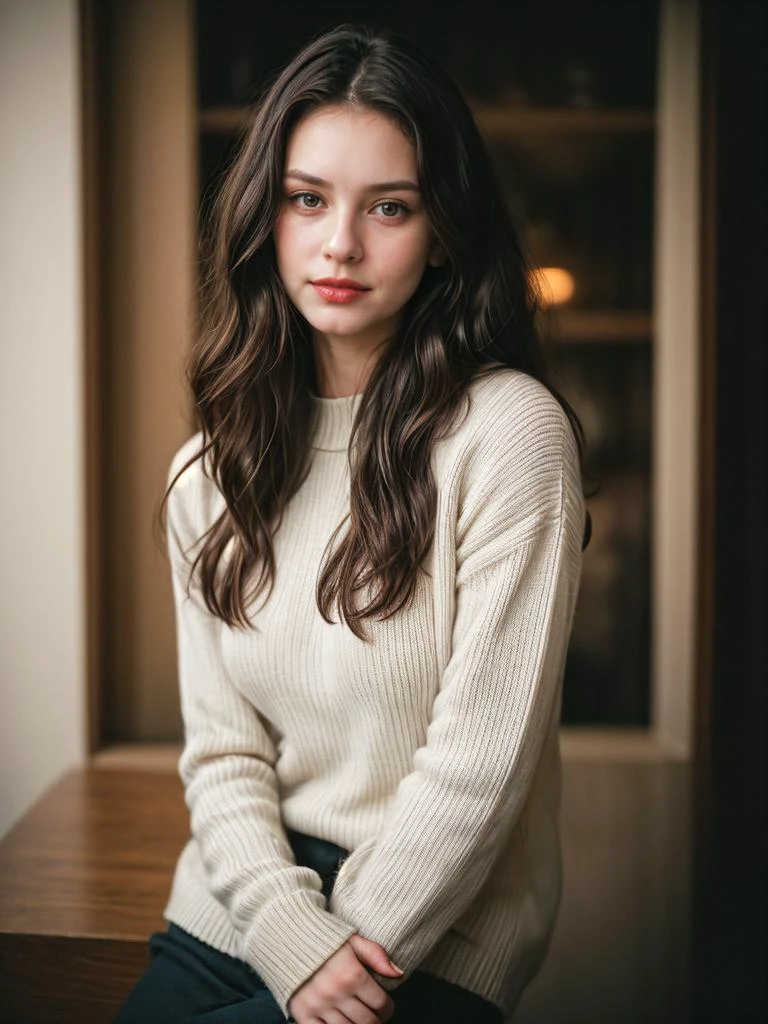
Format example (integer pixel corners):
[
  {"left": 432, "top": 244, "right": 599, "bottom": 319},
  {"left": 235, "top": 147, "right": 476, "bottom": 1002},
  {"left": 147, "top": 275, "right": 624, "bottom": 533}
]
[{"left": 244, "top": 890, "right": 358, "bottom": 1017}]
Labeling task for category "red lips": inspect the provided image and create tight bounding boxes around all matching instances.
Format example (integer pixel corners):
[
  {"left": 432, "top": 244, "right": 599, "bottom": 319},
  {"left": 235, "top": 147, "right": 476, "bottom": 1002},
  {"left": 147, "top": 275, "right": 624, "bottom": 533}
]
[
  {"left": 312, "top": 277, "right": 369, "bottom": 289},
  {"left": 311, "top": 278, "right": 371, "bottom": 303}
]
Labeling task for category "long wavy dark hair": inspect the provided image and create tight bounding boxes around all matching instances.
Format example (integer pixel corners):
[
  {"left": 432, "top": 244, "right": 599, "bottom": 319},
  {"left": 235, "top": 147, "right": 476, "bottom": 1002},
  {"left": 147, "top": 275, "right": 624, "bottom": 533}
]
[{"left": 163, "top": 22, "right": 592, "bottom": 641}]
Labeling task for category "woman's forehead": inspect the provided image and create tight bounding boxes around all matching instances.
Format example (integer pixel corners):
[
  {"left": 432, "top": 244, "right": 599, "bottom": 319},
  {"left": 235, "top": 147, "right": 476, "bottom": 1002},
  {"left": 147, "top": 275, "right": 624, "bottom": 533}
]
[{"left": 284, "top": 105, "right": 418, "bottom": 183}]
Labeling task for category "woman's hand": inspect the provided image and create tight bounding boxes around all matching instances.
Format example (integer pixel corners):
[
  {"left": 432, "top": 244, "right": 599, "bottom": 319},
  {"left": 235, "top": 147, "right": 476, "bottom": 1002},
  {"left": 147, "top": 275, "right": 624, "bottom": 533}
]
[{"left": 287, "top": 934, "right": 402, "bottom": 1023}]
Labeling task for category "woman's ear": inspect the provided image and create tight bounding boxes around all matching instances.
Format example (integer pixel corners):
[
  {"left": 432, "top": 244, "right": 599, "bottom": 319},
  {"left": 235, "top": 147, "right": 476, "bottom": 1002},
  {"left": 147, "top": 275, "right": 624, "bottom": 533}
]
[{"left": 428, "top": 240, "right": 448, "bottom": 268}]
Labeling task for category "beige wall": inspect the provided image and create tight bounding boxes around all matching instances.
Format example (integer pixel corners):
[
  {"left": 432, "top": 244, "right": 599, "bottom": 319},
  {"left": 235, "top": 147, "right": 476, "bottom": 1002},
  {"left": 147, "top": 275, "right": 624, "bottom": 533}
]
[{"left": 0, "top": 0, "right": 87, "bottom": 835}]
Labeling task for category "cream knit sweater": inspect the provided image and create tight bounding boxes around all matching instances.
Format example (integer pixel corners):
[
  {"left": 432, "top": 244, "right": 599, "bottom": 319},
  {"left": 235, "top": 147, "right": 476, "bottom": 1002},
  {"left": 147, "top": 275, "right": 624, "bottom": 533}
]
[{"left": 163, "top": 368, "right": 585, "bottom": 1021}]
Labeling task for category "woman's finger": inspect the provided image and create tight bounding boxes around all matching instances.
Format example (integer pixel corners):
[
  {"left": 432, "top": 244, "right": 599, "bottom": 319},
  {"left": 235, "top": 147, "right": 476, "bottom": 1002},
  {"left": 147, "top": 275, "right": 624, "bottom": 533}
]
[
  {"left": 319, "top": 1009, "right": 355, "bottom": 1024},
  {"left": 330, "top": 999, "right": 381, "bottom": 1024},
  {"left": 356, "top": 976, "right": 395, "bottom": 1022}
]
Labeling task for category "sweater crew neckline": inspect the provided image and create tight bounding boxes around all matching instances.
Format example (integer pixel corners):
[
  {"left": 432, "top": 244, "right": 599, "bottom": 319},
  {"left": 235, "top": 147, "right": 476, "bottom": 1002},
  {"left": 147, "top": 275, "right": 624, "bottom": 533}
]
[{"left": 310, "top": 392, "right": 363, "bottom": 452}]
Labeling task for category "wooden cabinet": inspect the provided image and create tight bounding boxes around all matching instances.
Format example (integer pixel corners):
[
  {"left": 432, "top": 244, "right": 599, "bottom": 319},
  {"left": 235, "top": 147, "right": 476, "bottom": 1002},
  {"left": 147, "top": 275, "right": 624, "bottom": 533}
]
[{"left": 98, "top": 0, "right": 701, "bottom": 751}]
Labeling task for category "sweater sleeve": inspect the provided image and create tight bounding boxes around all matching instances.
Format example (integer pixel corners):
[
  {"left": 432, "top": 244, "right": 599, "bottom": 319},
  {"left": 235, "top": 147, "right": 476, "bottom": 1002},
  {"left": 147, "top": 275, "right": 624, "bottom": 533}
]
[
  {"left": 327, "top": 389, "right": 585, "bottom": 981},
  {"left": 166, "top": 439, "right": 356, "bottom": 1016}
]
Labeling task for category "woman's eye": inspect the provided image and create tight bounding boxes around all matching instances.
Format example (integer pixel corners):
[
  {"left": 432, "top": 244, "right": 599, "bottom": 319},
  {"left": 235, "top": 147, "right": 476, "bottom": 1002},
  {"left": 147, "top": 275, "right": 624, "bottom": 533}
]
[
  {"left": 291, "top": 192, "right": 323, "bottom": 210},
  {"left": 373, "top": 200, "right": 409, "bottom": 219}
]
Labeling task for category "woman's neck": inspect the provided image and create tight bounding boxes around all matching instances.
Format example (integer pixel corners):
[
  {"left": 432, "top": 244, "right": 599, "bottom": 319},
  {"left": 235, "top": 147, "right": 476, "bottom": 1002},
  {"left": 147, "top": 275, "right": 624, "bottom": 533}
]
[{"left": 312, "top": 332, "right": 388, "bottom": 398}]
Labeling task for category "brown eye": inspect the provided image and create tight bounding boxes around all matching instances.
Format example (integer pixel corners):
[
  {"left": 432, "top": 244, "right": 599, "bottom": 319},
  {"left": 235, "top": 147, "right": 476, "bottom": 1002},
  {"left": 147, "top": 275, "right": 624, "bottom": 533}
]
[
  {"left": 374, "top": 200, "right": 408, "bottom": 219},
  {"left": 292, "top": 192, "right": 323, "bottom": 210}
]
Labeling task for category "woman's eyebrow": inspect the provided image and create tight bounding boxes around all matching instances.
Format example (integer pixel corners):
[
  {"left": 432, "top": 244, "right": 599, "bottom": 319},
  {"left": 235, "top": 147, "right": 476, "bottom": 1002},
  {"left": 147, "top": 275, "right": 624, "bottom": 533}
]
[{"left": 284, "top": 169, "right": 420, "bottom": 193}]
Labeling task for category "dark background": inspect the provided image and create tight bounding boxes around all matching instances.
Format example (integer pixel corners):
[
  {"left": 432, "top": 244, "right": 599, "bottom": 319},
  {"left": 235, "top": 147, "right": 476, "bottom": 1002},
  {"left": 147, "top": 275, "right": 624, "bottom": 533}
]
[{"left": 693, "top": 1, "right": 766, "bottom": 1019}]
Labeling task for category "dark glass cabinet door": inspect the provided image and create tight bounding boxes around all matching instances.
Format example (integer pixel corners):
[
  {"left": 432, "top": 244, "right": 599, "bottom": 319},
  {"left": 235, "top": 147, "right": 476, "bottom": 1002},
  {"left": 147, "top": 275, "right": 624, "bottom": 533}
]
[{"left": 196, "top": 0, "right": 660, "bottom": 726}]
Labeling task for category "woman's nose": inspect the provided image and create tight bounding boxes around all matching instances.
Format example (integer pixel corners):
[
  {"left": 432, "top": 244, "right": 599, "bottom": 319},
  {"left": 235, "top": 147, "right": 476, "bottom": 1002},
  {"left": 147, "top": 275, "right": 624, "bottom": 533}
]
[{"left": 322, "top": 212, "right": 363, "bottom": 263}]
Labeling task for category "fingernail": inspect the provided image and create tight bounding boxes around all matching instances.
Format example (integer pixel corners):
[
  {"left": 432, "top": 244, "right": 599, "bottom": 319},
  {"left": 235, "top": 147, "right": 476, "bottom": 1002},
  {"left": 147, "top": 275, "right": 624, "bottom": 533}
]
[{"left": 389, "top": 960, "right": 404, "bottom": 974}]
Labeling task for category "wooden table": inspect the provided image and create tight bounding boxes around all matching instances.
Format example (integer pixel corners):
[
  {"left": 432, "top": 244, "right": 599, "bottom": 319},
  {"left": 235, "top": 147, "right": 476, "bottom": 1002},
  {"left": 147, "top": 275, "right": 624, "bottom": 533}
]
[{"left": 0, "top": 764, "right": 188, "bottom": 1023}]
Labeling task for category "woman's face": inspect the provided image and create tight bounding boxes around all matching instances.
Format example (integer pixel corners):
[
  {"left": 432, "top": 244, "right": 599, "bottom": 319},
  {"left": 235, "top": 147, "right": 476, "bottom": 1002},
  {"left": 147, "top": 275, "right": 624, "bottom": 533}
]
[{"left": 273, "top": 104, "right": 444, "bottom": 357}]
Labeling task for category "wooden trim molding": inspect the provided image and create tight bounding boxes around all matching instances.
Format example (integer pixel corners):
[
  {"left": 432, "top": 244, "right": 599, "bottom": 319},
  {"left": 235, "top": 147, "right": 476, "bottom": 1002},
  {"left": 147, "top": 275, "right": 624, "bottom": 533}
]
[
  {"left": 650, "top": 0, "right": 702, "bottom": 759},
  {"left": 79, "top": 0, "right": 106, "bottom": 755}
]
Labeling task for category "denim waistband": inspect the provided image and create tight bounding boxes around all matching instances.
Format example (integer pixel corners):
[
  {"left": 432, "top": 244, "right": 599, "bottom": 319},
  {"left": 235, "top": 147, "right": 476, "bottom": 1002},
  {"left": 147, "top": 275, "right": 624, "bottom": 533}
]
[{"left": 285, "top": 828, "right": 350, "bottom": 899}]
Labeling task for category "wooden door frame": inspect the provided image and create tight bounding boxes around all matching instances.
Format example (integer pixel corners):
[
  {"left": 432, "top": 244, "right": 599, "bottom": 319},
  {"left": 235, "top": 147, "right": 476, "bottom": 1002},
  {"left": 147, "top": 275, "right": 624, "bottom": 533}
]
[
  {"left": 80, "top": 0, "right": 107, "bottom": 754},
  {"left": 79, "top": 0, "right": 196, "bottom": 749}
]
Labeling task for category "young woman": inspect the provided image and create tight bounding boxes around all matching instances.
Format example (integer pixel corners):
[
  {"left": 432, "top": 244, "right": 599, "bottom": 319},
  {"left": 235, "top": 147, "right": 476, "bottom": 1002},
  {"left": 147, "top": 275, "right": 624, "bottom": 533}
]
[{"left": 116, "top": 22, "right": 590, "bottom": 1024}]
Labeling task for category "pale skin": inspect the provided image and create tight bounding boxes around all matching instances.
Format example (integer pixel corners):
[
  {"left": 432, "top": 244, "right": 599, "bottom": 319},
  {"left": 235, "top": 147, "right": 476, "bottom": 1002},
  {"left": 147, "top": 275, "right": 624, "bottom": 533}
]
[
  {"left": 287, "top": 935, "right": 401, "bottom": 1024},
  {"left": 273, "top": 103, "right": 445, "bottom": 400},
  {"left": 273, "top": 104, "right": 446, "bottom": 1021}
]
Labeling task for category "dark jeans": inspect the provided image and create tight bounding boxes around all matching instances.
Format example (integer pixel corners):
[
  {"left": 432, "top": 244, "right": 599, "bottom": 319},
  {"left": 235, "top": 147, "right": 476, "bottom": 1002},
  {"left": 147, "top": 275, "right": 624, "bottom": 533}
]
[{"left": 114, "top": 828, "right": 502, "bottom": 1024}]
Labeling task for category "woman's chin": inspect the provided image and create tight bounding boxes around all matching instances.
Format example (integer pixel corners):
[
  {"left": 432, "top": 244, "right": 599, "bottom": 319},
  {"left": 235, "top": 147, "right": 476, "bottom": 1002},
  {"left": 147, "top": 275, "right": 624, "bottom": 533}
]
[{"left": 307, "top": 315, "right": 390, "bottom": 348}]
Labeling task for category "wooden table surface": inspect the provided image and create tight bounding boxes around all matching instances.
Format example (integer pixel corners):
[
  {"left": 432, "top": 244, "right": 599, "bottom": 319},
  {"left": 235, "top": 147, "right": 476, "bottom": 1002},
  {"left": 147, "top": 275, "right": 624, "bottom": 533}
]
[{"left": 0, "top": 765, "right": 189, "bottom": 1022}]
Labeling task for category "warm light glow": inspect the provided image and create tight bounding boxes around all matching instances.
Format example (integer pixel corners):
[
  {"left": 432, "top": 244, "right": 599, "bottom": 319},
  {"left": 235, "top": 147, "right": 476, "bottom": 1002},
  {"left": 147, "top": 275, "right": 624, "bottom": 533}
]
[{"left": 530, "top": 266, "right": 576, "bottom": 307}]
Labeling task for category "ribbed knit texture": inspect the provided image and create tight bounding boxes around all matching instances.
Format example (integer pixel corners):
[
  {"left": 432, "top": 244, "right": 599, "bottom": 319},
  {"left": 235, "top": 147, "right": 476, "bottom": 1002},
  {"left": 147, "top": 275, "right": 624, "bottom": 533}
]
[{"left": 163, "top": 369, "right": 585, "bottom": 1020}]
